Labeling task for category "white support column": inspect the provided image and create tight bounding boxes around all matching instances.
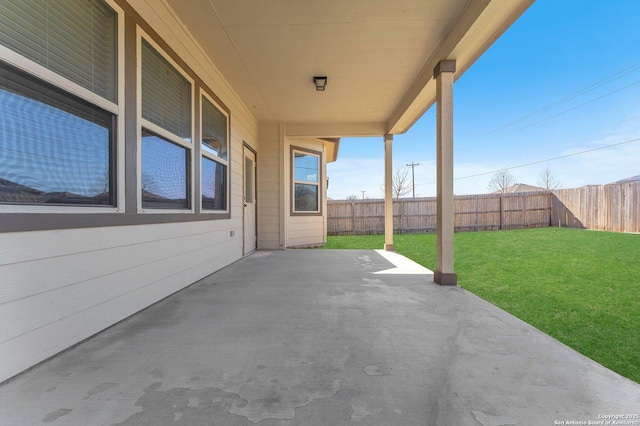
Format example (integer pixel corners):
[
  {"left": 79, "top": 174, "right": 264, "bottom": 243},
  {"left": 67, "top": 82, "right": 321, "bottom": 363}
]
[
  {"left": 384, "top": 134, "right": 394, "bottom": 251},
  {"left": 434, "top": 60, "right": 457, "bottom": 285}
]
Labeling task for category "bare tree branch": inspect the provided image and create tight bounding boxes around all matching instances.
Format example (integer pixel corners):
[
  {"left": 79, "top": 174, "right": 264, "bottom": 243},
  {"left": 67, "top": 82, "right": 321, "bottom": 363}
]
[
  {"left": 380, "top": 167, "right": 413, "bottom": 199},
  {"left": 537, "top": 166, "right": 562, "bottom": 190},
  {"left": 487, "top": 168, "right": 516, "bottom": 193}
]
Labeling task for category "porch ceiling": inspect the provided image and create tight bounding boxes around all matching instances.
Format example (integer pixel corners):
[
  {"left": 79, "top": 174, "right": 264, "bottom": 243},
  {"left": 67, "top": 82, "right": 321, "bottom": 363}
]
[{"left": 164, "top": 0, "right": 534, "bottom": 136}]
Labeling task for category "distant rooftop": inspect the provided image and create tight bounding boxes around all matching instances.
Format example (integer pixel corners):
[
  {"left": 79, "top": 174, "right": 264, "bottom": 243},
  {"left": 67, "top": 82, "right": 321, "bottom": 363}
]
[
  {"left": 498, "top": 183, "right": 547, "bottom": 193},
  {"left": 615, "top": 174, "right": 640, "bottom": 183}
]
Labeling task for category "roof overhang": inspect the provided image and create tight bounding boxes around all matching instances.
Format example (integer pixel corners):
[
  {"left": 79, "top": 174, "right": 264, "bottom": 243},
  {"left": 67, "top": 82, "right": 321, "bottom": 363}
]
[
  {"left": 157, "top": 0, "right": 534, "bottom": 137},
  {"left": 321, "top": 138, "right": 340, "bottom": 163}
]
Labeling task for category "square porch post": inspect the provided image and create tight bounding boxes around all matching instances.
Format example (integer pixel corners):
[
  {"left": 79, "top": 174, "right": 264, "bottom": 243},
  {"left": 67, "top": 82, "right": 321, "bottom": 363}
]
[
  {"left": 434, "top": 60, "right": 457, "bottom": 285},
  {"left": 384, "top": 134, "right": 394, "bottom": 251}
]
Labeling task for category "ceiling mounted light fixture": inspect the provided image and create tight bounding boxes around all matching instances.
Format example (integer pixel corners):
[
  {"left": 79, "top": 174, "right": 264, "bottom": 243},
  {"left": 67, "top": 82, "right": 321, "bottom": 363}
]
[{"left": 313, "top": 76, "right": 327, "bottom": 91}]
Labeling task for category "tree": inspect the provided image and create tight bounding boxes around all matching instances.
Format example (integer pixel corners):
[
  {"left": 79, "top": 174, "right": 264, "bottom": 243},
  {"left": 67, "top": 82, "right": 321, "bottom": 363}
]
[
  {"left": 141, "top": 172, "right": 159, "bottom": 195},
  {"left": 380, "top": 167, "right": 413, "bottom": 199},
  {"left": 487, "top": 167, "right": 516, "bottom": 193},
  {"left": 537, "top": 166, "right": 561, "bottom": 190},
  {"left": 345, "top": 194, "right": 359, "bottom": 201}
]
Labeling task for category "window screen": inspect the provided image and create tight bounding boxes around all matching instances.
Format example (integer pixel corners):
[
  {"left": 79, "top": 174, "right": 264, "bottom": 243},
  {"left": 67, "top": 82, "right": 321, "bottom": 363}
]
[
  {"left": 202, "top": 157, "right": 227, "bottom": 210},
  {"left": 0, "top": 61, "right": 114, "bottom": 206},
  {"left": 141, "top": 40, "right": 191, "bottom": 140},
  {"left": 0, "top": 0, "right": 118, "bottom": 102},
  {"left": 141, "top": 129, "right": 189, "bottom": 210},
  {"left": 201, "top": 96, "right": 227, "bottom": 160}
]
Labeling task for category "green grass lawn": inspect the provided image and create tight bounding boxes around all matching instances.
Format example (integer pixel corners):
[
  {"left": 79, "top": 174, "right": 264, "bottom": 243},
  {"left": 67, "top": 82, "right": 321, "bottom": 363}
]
[{"left": 322, "top": 228, "right": 640, "bottom": 384}]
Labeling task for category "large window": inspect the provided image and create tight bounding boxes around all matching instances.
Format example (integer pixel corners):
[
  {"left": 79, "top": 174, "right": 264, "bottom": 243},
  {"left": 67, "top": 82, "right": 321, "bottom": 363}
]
[
  {"left": 140, "top": 38, "right": 192, "bottom": 210},
  {"left": 0, "top": 1, "right": 236, "bottom": 230},
  {"left": 201, "top": 94, "right": 228, "bottom": 211},
  {"left": 0, "top": 0, "right": 118, "bottom": 207},
  {"left": 292, "top": 147, "right": 321, "bottom": 214}
]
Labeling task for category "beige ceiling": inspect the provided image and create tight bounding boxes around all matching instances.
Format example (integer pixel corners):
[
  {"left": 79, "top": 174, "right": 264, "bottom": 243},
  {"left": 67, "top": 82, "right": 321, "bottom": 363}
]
[{"left": 164, "top": 0, "right": 533, "bottom": 136}]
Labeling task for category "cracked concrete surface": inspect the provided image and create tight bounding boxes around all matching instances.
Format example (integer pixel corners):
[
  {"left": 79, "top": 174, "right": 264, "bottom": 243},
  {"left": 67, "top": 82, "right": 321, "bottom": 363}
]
[{"left": 0, "top": 250, "right": 638, "bottom": 425}]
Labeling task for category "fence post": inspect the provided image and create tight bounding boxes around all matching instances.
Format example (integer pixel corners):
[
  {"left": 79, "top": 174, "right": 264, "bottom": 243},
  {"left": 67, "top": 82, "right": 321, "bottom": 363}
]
[
  {"left": 500, "top": 194, "right": 504, "bottom": 230},
  {"left": 548, "top": 192, "right": 552, "bottom": 226},
  {"left": 351, "top": 201, "right": 356, "bottom": 235}
]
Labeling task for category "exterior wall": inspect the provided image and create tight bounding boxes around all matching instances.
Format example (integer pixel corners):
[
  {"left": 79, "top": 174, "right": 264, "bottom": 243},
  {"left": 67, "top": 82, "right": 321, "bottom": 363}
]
[
  {"left": 286, "top": 138, "right": 328, "bottom": 248},
  {"left": 257, "top": 123, "right": 285, "bottom": 249},
  {"left": 0, "top": 0, "right": 258, "bottom": 383},
  {"left": 0, "top": 222, "right": 241, "bottom": 382}
]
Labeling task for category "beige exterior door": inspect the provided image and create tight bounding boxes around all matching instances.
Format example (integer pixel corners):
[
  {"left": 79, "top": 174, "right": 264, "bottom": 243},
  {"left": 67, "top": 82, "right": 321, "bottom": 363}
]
[{"left": 243, "top": 147, "right": 257, "bottom": 254}]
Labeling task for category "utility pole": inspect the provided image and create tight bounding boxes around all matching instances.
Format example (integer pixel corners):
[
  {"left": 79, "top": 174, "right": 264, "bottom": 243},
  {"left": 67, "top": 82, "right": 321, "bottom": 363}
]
[
  {"left": 406, "top": 162, "right": 419, "bottom": 198},
  {"left": 361, "top": 190, "right": 366, "bottom": 199}
]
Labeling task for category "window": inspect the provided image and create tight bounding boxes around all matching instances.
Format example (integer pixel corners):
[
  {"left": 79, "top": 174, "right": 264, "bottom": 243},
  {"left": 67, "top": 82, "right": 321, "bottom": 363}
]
[
  {"left": 0, "top": 0, "right": 118, "bottom": 102},
  {"left": 0, "top": 0, "right": 118, "bottom": 207},
  {"left": 201, "top": 94, "right": 228, "bottom": 211},
  {"left": 141, "top": 130, "right": 188, "bottom": 209},
  {"left": 292, "top": 147, "right": 322, "bottom": 214},
  {"left": 140, "top": 37, "right": 192, "bottom": 210}
]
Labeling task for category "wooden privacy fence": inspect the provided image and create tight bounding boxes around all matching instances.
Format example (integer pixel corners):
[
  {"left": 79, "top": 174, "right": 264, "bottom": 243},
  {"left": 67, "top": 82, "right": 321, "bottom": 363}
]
[
  {"left": 328, "top": 192, "right": 552, "bottom": 235},
  {"left": 551, "top": 182, "right": 640, "bottom": 233},
  {"left": 328, "top": 182, "right": 640, "bottom": 235}
]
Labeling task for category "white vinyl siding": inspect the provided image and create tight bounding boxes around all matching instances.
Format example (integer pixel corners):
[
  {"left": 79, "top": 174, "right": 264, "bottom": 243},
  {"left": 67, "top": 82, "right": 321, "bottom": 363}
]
[
  {"left": 0, "top": 222, "right": 242, "bottom": 382},
  {"left": 257, "top": 123, "right": 284, "bottom": 249},
  {"left": 288, "top": 215, "right": 326, "bottom": 247}
]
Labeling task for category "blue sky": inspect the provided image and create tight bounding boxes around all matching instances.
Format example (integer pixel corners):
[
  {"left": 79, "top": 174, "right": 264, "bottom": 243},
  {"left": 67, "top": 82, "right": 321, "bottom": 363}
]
[{"left": 327, "top": 0, "right": 640, "bottom": 199}]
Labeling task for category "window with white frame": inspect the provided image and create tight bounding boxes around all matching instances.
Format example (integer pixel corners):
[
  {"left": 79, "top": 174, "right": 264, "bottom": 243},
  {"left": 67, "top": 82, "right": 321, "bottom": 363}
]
[
  {"left": 140, "top": 38, "right": 192, "bottom": 210},
  {"left": 292, "top": 147, "right": 321, "bottom": 214},
  {"left": 201, "top": 94, "right": 228, "bottom": 211},
  {"left": 0, "top": 0, "right": 119, "bottom": 206}
]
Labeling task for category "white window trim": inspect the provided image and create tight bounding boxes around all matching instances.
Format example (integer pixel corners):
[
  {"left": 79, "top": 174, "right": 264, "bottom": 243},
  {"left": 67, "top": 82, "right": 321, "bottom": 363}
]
[
  {"left": 199, "top": 90, "right": 230, "bottom": 214},
  {"left": 292, "top": 148, "right": 321, "bottom": 214},
  {"left": 136, "top": 27, "right": 195, "bottom": 214},
  {"left": 0, "top": 0, "right": 125, "bottom": 214}
]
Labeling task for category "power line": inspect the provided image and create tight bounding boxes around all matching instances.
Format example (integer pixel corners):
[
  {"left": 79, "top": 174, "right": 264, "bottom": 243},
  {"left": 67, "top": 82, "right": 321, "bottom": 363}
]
[
  {"left": 481, "top": 61, "right": 640, "bottom": 138},
  {"left": 414, "top": 136, "right": 640, "bottom": 187},
  {"left": 412, "top": 63, "right": 640, "bottom": 189},
  {"left": 455, "top": 137, "right": 640, "bottom": 181},
  {"left": 489, "top": 79, "right": 640, "bottom": 141}
]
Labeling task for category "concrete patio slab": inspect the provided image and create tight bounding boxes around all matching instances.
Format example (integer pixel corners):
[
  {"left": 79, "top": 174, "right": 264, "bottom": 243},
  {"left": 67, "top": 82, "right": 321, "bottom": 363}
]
[{"left": 0, "top": 250, "right": 638, "bottom": 425}]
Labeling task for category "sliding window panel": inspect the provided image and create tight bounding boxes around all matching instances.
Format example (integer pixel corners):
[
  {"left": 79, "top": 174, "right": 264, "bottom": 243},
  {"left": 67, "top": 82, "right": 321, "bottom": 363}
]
[
  {"left": 141, "top": 130, "right": 189, "bottom": 210},
  {"left": 0, "top": 62, "right": 114, "bottom": 206}
]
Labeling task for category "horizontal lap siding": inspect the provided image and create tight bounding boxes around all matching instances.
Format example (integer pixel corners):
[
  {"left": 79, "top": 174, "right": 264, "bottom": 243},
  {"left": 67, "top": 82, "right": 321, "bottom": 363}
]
[
  {"left": 288, "top": 216, "right": 324, "bottom": 247},
  {"left": 0, "top": 222, "right": 243, "bottom": 381},
  {"left": 257, "top": 124, "right": 282, "bottom": 250}
]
